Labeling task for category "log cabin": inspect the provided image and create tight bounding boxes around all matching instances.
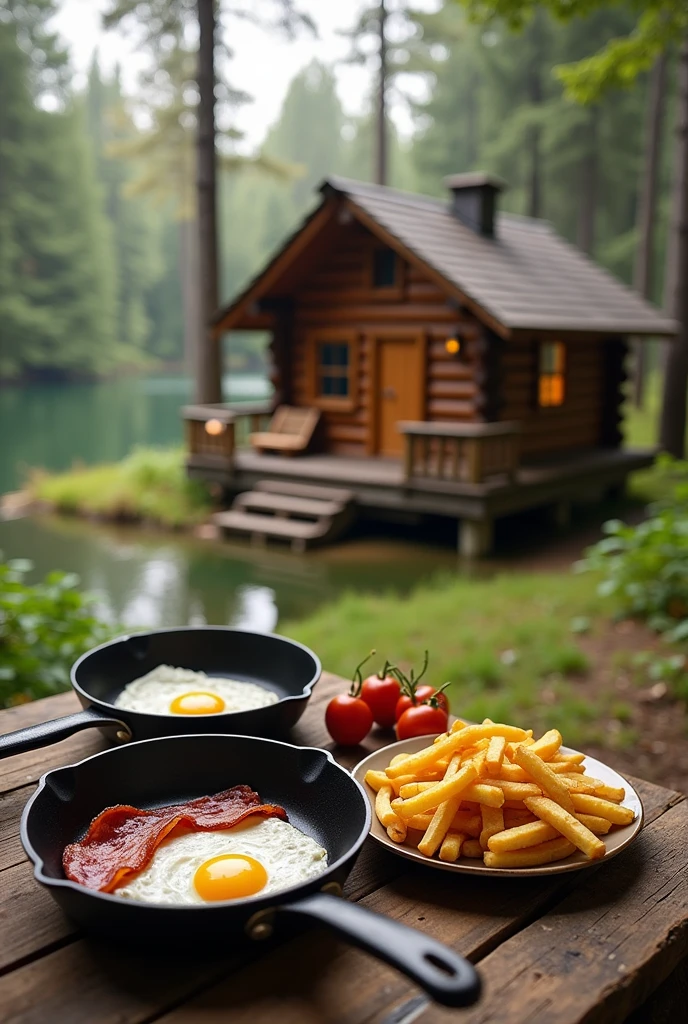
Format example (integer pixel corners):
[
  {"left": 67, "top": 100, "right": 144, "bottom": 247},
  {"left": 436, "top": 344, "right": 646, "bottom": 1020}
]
[{"left": 183, "top": 174, "right": 677, "bottom": 555}]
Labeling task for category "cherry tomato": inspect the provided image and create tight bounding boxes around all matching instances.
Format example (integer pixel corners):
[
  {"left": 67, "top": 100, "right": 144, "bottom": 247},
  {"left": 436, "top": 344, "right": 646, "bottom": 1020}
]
[
  {"left": 360, "top": 673, "right": 401, "bottom": 729},
  {"left": 395, "top": 685, "right": 449, "bottom": 722},
  {"left": 325, "top": 694, "right": 373, "bottom": 746},
  {"left": 396, "top": 703, "right": 449, "bottom": 741}
]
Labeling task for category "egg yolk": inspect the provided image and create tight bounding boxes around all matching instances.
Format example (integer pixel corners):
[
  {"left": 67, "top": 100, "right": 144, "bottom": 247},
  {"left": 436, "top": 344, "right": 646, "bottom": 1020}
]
[
  {"left": 168, "top": 691, "right": 226, "bottom": 715},
  {"left": 193, "top": 854, "right": 268, "bottom": 901}
]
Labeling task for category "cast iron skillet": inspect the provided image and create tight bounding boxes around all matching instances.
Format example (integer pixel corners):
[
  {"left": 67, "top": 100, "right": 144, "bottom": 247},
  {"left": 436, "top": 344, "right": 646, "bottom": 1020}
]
[
  {"left": 0, "top": 627, "right": 320, "bottom": 759},
  {"left": 21, "top": 734, "right": 481, "bottom": 1007}
]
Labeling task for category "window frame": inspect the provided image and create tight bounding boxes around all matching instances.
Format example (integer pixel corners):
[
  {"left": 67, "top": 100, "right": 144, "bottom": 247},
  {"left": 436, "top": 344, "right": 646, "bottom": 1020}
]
[
  {"left": 366, "top": 245, "right": 404, "bottom": 299},
  {"left": 306, "top": 329, "right": 359, "bottom": 412},
  {"left": 537, "top": 340, "right": 566, "bottom": 409}
]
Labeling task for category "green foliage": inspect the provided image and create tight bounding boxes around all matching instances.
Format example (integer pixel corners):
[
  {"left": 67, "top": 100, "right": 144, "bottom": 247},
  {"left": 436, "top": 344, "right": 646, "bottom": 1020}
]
[
  {"left": 0, "top": 556, "right": 112, "bottom": 708},
  {"left": 578, "top": 457, "right": 688, "bottom": 641},
  {"left": 0, "top": 20, "right": 121, "bottom": 381},
  {"left": 454, "top": 1, "right": 688, "bottom": 102},
  {"left": 414, "top": 3, "right": 667, "bottom": 284},
  {"left": 286, "top": 571, "right": 606, "bottom": 745},
  {"left": 29, "top": 447, "right": 212, "bottom": 528}
]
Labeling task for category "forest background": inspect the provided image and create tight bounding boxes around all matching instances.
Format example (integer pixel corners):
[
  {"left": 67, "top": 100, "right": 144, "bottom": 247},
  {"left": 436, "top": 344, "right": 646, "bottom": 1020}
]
[{"left": 0, "top": 0, "right": 675, "bottom": 386}]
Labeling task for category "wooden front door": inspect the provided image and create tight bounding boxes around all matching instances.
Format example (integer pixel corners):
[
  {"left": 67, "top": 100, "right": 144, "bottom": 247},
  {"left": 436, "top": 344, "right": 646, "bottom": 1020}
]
[{"left": 375, "top": 334, "right": 425, "bottom": 456}]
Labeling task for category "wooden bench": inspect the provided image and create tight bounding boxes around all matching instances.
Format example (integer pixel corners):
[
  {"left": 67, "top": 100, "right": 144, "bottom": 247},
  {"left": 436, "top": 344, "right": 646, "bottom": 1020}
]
[
  {"left": 250, "top": 406, "right": 320, "bottom": 455},
  {"left": 1, "top": 679, "right": 686, "bottom": 1023}
]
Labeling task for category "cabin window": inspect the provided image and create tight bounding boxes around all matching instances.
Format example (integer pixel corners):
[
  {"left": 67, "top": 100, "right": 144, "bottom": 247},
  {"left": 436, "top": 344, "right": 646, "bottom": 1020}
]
[
  {"left": 538, "top": 341, "right": 566, "bottom": 407},
  {"left": 307, "top": 330, "right": 358, "bottom": 411},
  {"left": 317, "top": 341, "right": 350, "bottom": 397},
  {"left": 372, "top": 248, "right": 398, "bottom": 289}
]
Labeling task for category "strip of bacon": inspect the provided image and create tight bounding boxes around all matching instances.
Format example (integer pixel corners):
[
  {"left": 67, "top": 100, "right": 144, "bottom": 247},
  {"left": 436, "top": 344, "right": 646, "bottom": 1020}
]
[{"left": 63, "top": 785, "right": 288, "bottom": 893}]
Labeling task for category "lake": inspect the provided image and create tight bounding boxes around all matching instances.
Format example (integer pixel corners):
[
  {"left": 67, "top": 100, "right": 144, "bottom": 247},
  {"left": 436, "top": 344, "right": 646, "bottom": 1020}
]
[
  {"left": 0, "top": 374, "right": 460, "bottom": 631},
  {"left": 0, "top": 514, "right": 459, "bottom": 632},
  {"left": 0, "top": 373, "right": 271, "bottom": 496}
]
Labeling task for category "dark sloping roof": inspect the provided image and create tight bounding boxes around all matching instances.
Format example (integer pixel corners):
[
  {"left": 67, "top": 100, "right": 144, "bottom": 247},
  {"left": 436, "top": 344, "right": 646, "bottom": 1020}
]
[
  {"left": 215, "top": 175, "right": 677, "bottom": 337},
  {"left": 325, "top": 176, "right": 676, "bottom": 336}
]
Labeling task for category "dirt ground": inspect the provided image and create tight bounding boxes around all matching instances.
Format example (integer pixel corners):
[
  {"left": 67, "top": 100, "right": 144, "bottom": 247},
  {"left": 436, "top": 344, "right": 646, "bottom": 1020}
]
[
  {"left": 576, "top": 620, "right": 688, "bottom": 796},
  {"left": 501, "top": 503, "right": 688, "bottom": 797}
]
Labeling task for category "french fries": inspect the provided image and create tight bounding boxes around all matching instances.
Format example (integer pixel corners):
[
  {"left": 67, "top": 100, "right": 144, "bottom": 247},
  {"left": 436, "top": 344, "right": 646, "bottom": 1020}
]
[{"left": 366, "top": 717, "right": 637, "bottom": 869}]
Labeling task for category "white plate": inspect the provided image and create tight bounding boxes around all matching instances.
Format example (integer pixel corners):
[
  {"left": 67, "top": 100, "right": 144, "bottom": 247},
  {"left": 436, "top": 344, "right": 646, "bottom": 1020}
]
[{"left": 352, "top": 735, "right": 644, "bottom": 877}]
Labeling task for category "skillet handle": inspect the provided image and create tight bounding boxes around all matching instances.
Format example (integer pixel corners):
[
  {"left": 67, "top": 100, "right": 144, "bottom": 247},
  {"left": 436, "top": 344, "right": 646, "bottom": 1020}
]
[
  {"left": 0, "top": 708, "right": 132, "bottom": 759},
  {"left": 269, "top": 892, "right": 481, "bottom": 1008}
]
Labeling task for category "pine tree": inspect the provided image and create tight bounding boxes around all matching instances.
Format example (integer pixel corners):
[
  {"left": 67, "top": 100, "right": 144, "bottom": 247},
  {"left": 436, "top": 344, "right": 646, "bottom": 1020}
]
[
  {"left": 453, "top": 0, "right": 688, "bottom": 457},
  {"left": 0, "top": 20, "right": 118, "bottom": 380},
  {"left": 103, "top": 0, "right": 316, "bottom": 403},
  {"left": 82, "top": 57, "right": 166, "bottom": 359}
]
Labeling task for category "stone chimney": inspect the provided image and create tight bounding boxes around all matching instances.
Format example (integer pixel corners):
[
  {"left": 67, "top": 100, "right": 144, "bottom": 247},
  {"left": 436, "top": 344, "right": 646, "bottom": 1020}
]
[{"left": 443, "top": 172, "right": 506, "bottom": 238}]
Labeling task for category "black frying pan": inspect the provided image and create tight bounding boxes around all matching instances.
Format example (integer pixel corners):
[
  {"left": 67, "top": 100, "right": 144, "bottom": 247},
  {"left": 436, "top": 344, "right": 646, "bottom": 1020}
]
[
  {"left": 0, "top": 628, "right": 320, "bottom": 758},
  {"left": 21, "top": 734, "right": 480, "bottom": 1007}
]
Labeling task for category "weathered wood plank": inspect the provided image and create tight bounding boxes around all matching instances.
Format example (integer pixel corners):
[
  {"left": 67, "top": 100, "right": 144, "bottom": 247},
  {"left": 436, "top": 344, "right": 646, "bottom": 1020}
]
[
  {"left": 625, "top": 956, "right": 688, "bottom": 1024},
  {"left": 419, "top": 798, "right": 688, "bottom": 1024},
  {"left": 0, "top": 861, "right": 74, "bottom": 973},
  {"left": 0, "top": 693, "right": 107, "bottom": 797},
  {"left": 150, "top": 780, "right": 683, "bottom": 1024},
  {"left": 0, "top": 681, "right": 684, "bottom": 1024}
]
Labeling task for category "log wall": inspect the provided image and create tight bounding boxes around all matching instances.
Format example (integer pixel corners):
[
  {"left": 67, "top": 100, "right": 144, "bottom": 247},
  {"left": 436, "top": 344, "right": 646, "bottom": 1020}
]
[
  {"left": 288, "top": 220, "right": 484, "bottom": 456},
  {"left": 499, "top": 334, "right": 619, "bottom": 459}
]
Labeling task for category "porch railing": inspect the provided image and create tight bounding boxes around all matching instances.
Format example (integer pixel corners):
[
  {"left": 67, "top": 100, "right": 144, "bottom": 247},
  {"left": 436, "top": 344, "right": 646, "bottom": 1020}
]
[
  {"left": 182, "top": 400, "right": 274, "bottom": 470},
  {"left": 399, "top": 421, "right": 521, "bottom": 486}
]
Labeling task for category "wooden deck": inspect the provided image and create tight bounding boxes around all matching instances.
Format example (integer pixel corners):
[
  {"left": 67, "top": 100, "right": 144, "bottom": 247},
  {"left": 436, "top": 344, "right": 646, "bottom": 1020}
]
[{"left": 187, "top": 446, "right": 655, "bottom": 524}]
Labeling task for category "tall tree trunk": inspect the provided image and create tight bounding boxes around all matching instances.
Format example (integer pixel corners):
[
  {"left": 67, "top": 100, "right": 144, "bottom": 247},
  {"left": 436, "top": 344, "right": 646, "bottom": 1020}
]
[
  {"left": 527, "top": 60, "right": 542, "bottom": 217},
  {"left": 195, "top": 0, "right": 222, "bottom": 404},
  {"left": 179, "top": 216, "right": 199, "bottom": 376},
  {"left": 376, "top": 0, "right": 388, "bottom": 186},
  {"left": 576, "top": 107, "right": 599, "bottom": 255},
  {"left": 526, "top": 8, "right": 545, "bottom": 218},
  {"left": 466, "top": 68, "right": 479, "bottom": 169},
  {"left": 633, "top": 54, "right": 668, "bottom": 408},
  {"left": 660, "top": 37, "right": 688, "bottom": 459}
]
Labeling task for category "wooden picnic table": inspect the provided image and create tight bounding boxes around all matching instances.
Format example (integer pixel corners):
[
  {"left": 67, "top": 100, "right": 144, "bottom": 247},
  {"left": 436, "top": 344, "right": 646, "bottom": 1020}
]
[{"left": 1, "top": 672, "right": 687, "bottom": 1024}]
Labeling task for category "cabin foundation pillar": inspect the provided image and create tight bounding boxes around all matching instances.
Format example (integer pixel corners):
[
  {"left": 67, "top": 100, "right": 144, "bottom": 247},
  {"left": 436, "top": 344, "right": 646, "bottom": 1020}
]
[
  {"left": 459, "top": 517, "right": 493, "bottom": 558},
  {"left": 552, "top": 499, "right": 572, "bottom": 530}
]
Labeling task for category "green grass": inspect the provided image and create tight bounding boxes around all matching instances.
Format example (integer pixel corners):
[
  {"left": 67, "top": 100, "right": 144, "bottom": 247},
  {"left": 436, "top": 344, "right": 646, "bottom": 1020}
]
[
  {"left": 625, "top": 372, "right": 686, "bottom": 504},
  {"left": 624, "top": 374, "right": 661, "bottom": 450},
  {"left": 285, "top": 570, "right": 631, "bottom": 747},
  {"left": 28, "top": 447, "right": 212, "bottom": 529}
]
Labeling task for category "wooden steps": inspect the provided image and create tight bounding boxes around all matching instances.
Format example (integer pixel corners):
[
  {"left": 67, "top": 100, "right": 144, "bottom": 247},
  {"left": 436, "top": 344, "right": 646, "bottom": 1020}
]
[{"left": 213, "top": 481, "right": 356, "bottom": 552}]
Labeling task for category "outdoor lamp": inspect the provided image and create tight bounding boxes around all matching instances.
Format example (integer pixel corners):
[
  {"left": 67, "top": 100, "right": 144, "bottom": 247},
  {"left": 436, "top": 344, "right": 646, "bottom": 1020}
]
[
  {"left": 445, "top": 337, "right": 461, "bottom": 356},
  {"left": 204, "top": 418, "right": 225, "bottom": 436}
]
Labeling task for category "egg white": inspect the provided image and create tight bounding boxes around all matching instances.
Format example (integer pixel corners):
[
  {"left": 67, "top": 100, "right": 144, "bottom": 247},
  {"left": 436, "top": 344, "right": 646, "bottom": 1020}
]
[
  {"left": 114, "top": 817, "right": 328, "bottom": 905},
  {"left": 113, "top": 665, "right": 279, "bottom": 716}
]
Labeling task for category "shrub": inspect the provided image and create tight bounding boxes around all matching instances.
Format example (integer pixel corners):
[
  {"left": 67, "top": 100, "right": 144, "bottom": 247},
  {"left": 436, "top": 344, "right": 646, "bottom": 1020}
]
[
  {"left": 29, "top": 447, "right": 212, "bottom": 528},
  {"left": 0, "top": 557, "right": 113, "bottom": 707},
  {"left": 577, "top": 456, "right": 688, "bottom": 643}
]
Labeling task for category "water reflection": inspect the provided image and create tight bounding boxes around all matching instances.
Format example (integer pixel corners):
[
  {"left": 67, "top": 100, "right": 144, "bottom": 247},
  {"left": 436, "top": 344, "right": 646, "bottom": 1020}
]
[
  {"left": 0, "top": 373, "right": 271, "bottom": 494},
  {"left": 0, "top": 514, "right": 458, "bottom": 632}
]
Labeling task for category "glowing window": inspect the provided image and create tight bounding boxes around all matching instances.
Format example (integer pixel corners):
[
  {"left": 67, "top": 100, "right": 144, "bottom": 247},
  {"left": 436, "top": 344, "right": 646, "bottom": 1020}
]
[
  {"left": 538, "top": 342, "right": 566, "bottom": 407},
  {"left": 316, "top": 341, "right": 350, "bottom": 398}
]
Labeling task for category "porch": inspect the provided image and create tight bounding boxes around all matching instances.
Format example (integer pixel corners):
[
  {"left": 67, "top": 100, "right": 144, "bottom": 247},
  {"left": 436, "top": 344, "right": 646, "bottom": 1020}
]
[{"left": 182, "top": 403, "right": 655, "bottom": 555}]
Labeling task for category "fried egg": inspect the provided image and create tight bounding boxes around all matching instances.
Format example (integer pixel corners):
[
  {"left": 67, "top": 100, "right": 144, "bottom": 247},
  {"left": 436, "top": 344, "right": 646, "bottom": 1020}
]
[
  {"left": 113, "top": 665, "right": 279, "bottom": 716},
  {"left": 114, "top": 817, "right": 328, "bottom": 904}
]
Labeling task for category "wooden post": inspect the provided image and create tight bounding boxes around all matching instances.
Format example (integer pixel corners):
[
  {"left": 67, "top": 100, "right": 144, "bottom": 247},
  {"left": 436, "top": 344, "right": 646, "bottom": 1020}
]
[
  {"left": 466, "top": 439, "right": 483, "bottom": 483},
  {"left": 552, "top": 500, "right": 572, "bottom": 530},
  {"left": 403, "top": 434, "right": 413, "bottom": 481},
  {"left": 459, "top": 518, "right": 494, "bottom": 558}
]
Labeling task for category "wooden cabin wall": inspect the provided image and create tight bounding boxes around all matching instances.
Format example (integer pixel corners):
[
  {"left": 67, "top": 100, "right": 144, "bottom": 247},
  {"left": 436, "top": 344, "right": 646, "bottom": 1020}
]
[
  {"left": 500, "top": 335, "right": 618, "bottom": 460},
  {"left": 288, "top": 220, "right": 484, "bottom": 456}
]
